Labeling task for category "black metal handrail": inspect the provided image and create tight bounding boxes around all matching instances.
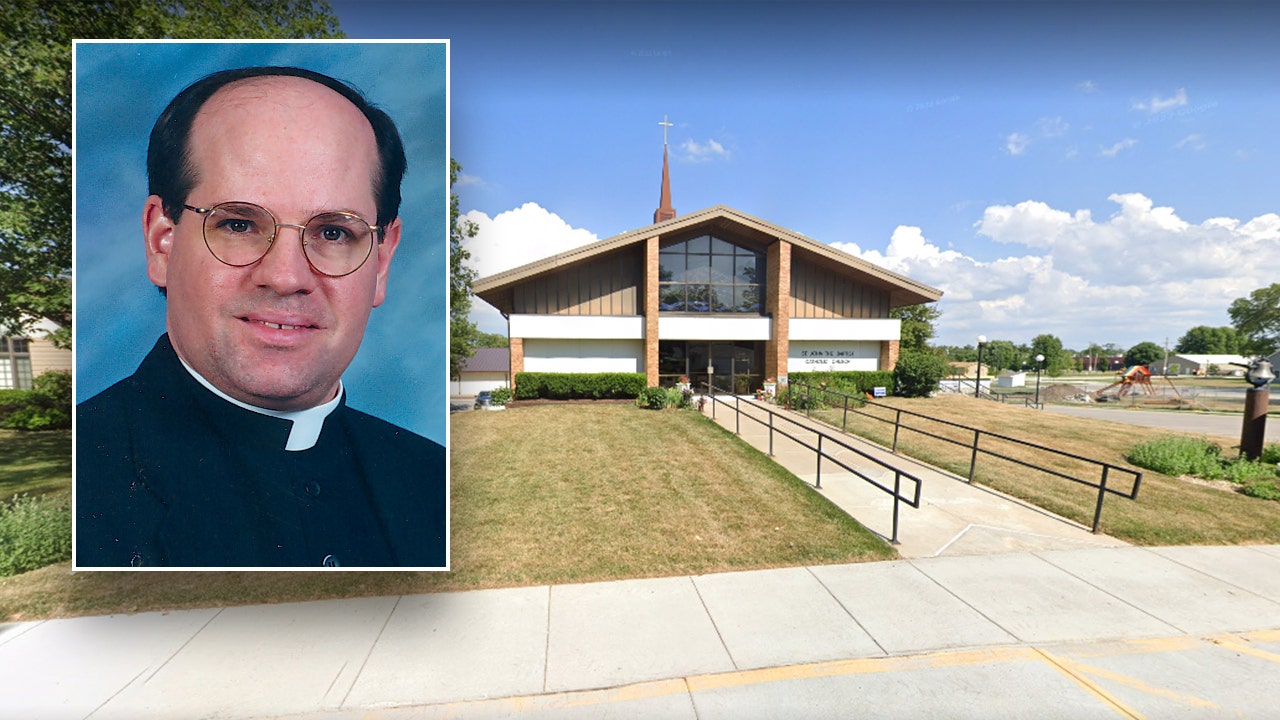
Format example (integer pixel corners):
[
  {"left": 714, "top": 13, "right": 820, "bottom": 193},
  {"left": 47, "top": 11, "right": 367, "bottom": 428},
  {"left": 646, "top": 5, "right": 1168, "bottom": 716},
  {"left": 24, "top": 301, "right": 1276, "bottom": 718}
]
[
  {"left": 704, "top": 383, "right": 923, "bottom": 545},
  {"left": 790, "top": 381, "right": 1141, "bottom": 533}
]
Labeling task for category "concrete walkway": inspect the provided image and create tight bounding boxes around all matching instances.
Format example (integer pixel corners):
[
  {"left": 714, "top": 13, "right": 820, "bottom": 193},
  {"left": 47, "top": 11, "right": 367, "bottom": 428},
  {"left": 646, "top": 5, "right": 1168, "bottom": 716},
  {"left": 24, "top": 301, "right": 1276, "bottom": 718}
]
[
  {"left": 3, "top": 546, "right": 1279, "bottom": 719},
  {"left": 699, "top": 394, "right": 1129, "bottom": 558}
]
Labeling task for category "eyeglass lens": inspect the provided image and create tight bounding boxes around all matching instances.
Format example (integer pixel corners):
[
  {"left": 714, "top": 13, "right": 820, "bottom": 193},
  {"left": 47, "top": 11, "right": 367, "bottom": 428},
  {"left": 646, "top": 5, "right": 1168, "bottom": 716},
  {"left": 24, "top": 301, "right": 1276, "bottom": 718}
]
[{"left": 202, "top": 202, "right": 374, "bottom": 276}]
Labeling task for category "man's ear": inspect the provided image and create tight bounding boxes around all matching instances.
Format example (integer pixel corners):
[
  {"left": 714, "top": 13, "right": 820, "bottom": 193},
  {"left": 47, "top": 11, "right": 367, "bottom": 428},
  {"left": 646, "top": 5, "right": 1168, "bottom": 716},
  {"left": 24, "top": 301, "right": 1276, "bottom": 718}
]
[
  {"left": 143, "top": 195, "right": 176, "bottom": 289},
  {"left": 371, "top": 216, "right": 401, "bottom": 308}
]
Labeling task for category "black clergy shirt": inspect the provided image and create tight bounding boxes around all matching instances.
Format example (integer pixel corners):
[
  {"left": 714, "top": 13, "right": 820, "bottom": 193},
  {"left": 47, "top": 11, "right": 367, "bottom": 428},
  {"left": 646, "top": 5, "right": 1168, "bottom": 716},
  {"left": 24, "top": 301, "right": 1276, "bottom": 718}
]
[{"left": 75, "top": 334, "right": 446, "bottom": 568}]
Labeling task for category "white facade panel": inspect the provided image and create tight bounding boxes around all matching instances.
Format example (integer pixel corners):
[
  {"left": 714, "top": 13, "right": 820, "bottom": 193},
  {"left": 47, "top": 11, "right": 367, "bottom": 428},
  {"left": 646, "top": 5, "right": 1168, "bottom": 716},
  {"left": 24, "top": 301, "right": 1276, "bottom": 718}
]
[
  {"left": 455, "top": 372, "right": 509, "bottom": 396},
  {"left": 509, "top": 314, "right": 644, "bottom": 340},
  {"left": 789, "top": 318, "right": 900, "bottom": 341},
  {"left": 523, "top": 338, "right": 644, "bottom": 373},
  {"left": 788, "top": 341, "right": 882, "bottom": 373},
  {"left": 658, "top": 316, "right": 772, "bottom": 340}
]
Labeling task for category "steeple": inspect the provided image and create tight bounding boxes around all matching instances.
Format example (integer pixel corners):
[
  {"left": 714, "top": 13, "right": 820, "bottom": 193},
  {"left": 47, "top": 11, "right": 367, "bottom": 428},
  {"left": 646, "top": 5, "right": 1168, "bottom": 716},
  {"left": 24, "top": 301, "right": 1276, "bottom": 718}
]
[{"left": 654, "top": 115, "right": 676, "bottom": 223}]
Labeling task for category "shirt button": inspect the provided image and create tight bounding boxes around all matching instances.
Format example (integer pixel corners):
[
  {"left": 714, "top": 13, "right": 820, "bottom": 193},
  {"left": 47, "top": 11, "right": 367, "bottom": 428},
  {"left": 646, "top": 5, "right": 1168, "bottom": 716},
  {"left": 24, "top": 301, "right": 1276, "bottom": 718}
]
[
  {"left": 322, "top": 555, "right": 340, "bottom": 567},
  {"left": 304, "top": 480, "right": 322, "bottom": 497}
]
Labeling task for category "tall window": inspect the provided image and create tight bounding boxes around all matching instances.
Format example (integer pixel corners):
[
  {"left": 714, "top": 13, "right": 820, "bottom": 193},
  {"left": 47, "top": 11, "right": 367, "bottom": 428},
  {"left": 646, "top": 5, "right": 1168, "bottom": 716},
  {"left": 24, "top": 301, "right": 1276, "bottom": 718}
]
[
  {"left": 658, "top": 235, "right": 764, "bottom": 313},
  {"left": 0, "top": 338, "right": 33, "bottom": 390}
]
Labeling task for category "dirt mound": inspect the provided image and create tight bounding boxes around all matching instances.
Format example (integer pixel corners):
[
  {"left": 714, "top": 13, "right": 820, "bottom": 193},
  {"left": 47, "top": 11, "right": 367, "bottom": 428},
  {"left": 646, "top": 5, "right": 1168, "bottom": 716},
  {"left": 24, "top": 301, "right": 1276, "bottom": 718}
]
[{"left": 1039, "top": 384, "right": 1092, "bottom": 402}]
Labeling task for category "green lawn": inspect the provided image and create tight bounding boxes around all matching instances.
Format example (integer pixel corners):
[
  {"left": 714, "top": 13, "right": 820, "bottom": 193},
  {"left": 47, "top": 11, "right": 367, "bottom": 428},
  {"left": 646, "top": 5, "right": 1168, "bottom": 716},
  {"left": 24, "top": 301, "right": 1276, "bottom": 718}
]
[
  {"left": 0, "top": 429, "right": 71, "bottom": 500},
  {"left": 0, "top": 405, "right": 893, "bottom": 620}
]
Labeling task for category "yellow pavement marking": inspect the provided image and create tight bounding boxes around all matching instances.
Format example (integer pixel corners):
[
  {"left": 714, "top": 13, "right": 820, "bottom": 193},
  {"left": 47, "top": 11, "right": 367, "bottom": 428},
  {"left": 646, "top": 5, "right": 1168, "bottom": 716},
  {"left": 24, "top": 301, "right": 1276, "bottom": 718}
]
[
  {"left": 1039, "top": 649, "right": 1220, "bottom": 714},
  {"left": 685, "top": 647, "right": 1039, "bottom": 692},
  {"left": 1211, "top": 634, "right": 1280, "bottom": 664},
  {"left": 403, "top": 632, "right": 1272, "bottom": 718}
]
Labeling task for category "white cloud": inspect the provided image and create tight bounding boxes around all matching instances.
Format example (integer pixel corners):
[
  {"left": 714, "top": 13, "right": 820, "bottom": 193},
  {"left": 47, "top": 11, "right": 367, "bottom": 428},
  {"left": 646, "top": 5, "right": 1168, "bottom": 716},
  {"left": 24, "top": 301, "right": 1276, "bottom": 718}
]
[
  {"left": 463, "top": 202, "right": 599, "bottom": 278},
  {"left": 1004, "top": 117, "right": 1068, "bottom": 156},
  {"left": 455, "top": 172, "right": 484, "bottom": 187},
  {"left": 1078, "top": 80, "right": 1098, "bottom": 93},
  {"left": 1005, "top": 132, "right": 1030, "bottom": 156},
  {"left": 1099, "top": 138, "right": 1138, "bottom": 157},
  {"left": 1175, "top": 133, "right": 1207, "bottom": 151},
  {"left": 1132, "top": 88, "right": 1188, "bottom": 114},
  {"left": 679, "top": 138, "right": 730, "bottom": 162},
  {"left": 462, "top": 202, "right": 600, "bottom": 332},
  {"left": 840, "top": 194, "right": 1280, "bottom": 349}
]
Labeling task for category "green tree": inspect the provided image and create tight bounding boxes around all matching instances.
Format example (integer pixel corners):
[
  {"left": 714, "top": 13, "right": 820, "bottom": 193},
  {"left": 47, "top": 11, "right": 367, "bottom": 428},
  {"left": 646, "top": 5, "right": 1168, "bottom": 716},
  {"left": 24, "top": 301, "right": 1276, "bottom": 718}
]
[
  {"left": 1124, "top": 341, "right": 1164, "bottom": 368},
  {"left": 475, "top": 331, "right": 509, "bottom": 348},
  {"left": 0, "top": 1, "right": 342, "bottom": 347},
  {"left": 1029, "top": 333, "right": 1067, "bottom": 375},
  {"left": 980, "top": 339, "right": 1019, "bottom": 373},
  {"left": 450, "top": 159, "right": 480, "bottom": 378},
  {"left": 1228, "top": 283, "right": 1280, "bottom": 355},
  {"left": 892, "top": 350, "right": 948, "bottom": 398},
  {"left": 890, "top": 303, "right": 940, "bottom": 354},
  {"left": 1176, "top": 325, "right": 1243, "bottom": 355}
]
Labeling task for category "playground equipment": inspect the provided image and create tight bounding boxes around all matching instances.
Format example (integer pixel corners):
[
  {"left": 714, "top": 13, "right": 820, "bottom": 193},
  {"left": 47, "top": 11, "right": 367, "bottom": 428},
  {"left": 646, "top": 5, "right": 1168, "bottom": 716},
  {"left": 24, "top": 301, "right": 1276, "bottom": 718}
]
[{"left": 1092, "top": 366, "right": 1182, "bottom": 401}]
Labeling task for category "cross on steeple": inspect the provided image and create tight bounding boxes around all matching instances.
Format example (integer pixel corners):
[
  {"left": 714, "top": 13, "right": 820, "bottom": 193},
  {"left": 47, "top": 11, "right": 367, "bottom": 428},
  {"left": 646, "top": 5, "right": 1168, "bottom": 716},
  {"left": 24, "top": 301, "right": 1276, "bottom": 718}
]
[{"left": 654, "top": 114, "right": 676, "bottom": 223}]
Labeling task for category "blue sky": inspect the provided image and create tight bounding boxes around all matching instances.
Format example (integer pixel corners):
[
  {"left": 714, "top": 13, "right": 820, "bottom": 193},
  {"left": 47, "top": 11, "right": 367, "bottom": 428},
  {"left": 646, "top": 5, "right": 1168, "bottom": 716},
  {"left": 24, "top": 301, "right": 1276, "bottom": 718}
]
[
  {"left": 352, "top": 1, "right": 1279, "bottom": 353},
  {"left": 73, "top": 41, "right": 447, "bottom": 443}
]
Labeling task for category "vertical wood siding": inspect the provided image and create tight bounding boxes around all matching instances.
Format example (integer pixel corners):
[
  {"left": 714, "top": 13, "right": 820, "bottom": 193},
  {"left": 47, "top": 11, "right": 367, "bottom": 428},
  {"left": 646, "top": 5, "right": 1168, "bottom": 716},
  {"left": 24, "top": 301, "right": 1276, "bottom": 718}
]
[
  {"left": 790, "top": 255, "right": 890, "bottom": 319},
  {"left": 511, "top": 249, "right": 641, "bottom": 316}
]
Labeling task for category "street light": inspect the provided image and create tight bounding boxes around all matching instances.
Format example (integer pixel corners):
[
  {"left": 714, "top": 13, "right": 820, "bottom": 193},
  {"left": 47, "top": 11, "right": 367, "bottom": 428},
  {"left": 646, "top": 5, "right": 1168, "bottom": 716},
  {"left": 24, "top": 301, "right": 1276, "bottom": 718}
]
[
  {"left": 1034, "top": 353, "right": 1045, "bottom": 408},
  {"left": 975, "top": 335, "right": 987, "bottom": 399},
  {"left": 1239, "top": 358, "right": 1275, "bottom": 460}
]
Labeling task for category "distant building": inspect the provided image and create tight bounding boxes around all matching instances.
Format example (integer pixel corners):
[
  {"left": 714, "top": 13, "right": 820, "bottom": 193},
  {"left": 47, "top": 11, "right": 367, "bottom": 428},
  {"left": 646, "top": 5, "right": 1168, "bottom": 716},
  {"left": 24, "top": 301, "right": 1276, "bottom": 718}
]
[
  {"left": 1149, "top": 354, "right": 1250, "bottom": 376},
  {"left": 995, "top": 370, "right": 1027, "bottom": 388},
  {"left": 454, "top": 347, "right": 511, "bottom": 396},
  {"left": 1, "top": 319, "right": 70, "bottom": 390}
]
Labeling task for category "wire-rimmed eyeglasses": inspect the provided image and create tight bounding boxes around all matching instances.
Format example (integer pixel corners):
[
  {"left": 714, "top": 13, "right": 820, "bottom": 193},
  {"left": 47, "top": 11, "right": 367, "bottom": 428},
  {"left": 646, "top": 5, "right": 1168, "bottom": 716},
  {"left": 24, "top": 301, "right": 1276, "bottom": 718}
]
[{"left": 182, "top": 201, "right": 384, "bottom": 278}]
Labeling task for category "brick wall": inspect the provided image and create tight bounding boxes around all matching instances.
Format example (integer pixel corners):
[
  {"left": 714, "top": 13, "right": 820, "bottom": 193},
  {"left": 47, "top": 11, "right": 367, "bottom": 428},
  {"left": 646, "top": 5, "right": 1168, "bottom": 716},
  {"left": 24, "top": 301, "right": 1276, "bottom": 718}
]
[
  {"left": 879, "top": 340, "right": 900, "bottom": 371},
  {"left": 509, "top": 337, "right": 525, "bottom": 381},
  {"left": 765, "top": 240, "right": 792, "bottom": 379},
  {"left": 644, "top": 236, "right": 660, "bottom": 386}
]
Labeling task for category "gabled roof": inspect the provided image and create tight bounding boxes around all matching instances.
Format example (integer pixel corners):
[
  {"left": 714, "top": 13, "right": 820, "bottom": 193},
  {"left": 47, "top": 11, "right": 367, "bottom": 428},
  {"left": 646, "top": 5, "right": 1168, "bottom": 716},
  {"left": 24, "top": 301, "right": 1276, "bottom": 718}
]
[
  {"left": 474, "top": 205, "right": 943, "bottom": 312},
  {"left": 461, "top": 347, "right": 510, "bottom": 373}
]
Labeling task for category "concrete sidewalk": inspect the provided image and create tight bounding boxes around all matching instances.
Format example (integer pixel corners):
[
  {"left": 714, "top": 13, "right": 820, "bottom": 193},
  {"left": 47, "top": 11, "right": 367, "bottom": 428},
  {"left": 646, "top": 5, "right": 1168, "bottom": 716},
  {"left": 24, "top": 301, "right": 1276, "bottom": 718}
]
[
  {"left": 699, "top": 395, "right": 1130, "bottom": 558},
  {"left": 6, "top": 399, "right": 1277, "bottom": 718},
  {"left": 3, "top": 545, "right": 1279, "bottom": 719}
]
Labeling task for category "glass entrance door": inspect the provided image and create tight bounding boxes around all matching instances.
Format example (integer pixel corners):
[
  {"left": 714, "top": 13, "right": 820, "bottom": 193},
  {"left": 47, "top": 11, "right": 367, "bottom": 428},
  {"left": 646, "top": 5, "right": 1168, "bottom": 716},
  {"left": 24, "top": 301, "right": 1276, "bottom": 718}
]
[{"left": 659, "top": 340, "right": 763, "bottom": 394}]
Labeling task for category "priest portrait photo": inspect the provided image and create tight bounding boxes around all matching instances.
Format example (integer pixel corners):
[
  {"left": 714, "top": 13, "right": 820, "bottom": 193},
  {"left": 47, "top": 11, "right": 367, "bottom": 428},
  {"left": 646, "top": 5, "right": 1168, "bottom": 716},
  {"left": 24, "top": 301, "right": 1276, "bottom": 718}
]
[{"left": 73, "top": 42, "right": 449, "bottom": 569}]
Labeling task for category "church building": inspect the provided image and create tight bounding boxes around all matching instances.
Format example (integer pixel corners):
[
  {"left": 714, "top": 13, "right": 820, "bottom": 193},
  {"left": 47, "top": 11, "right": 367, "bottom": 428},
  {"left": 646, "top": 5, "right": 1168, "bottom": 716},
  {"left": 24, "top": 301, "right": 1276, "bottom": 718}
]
[{"left": 473, "top": 136, "right": 943, "bottom": 394}]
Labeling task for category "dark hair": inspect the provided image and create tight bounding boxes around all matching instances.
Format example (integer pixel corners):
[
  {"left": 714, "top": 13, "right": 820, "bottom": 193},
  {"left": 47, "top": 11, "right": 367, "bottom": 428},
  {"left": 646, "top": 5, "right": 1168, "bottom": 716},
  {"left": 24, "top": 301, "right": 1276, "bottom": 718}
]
[{"left": 147, "top": 66, "right": 406, "bottom": 227}]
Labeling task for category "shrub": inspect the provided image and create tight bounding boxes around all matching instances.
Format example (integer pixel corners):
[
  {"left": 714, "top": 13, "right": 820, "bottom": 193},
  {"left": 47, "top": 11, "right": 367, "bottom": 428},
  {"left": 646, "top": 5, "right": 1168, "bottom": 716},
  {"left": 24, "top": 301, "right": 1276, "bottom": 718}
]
[
  {"left": 1, "top": 370, "right": 72, "bottom": 431},
  {"left": 636, "top": 386, "right": 668, "bottom": 410},
  {"left": 788, "top": 371, "right": 894, "bottom": 397},
  {"left": 893, "top": 351, "right": 948, "bottom": 398},
  {"left": 514, "top": 372, "right": 647, "bottom": 400},
  {"left": 1261, "top": 444, "right": 1280, "bottom": 465},
  {"left": 777, "top": 385, "right": 827, "bottom": 411},
  {"left": 664, "top": 387, "right": 692, "bottom": 409},
  {"left": 489, "top": 387, "right": 513, "bottom": 406},
  {"left": 1240, "top": 480, "right": 1280, "bottom": 501},
  {"left": 1126, "top": 435, "right": 1225, "bottom": 479},
  {"left": 1222, "top": 458, "right": 1278, "bottom": 484},
  {"left": 0, "top": 494, "right": 72, "bottom": 577}
]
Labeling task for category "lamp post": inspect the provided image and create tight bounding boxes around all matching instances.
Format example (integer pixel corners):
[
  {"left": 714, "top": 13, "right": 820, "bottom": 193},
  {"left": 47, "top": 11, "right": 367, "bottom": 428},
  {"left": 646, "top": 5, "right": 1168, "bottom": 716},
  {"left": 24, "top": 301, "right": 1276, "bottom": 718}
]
[
  {"left": 1034, "top": 354, "right": 1045, "bottom": 408},
  {"left": 974, "top": 335, "right": 987, "bottom": 399},
  {"left": 1239, "top": 358, "right": 1274, "bottom": 460}
]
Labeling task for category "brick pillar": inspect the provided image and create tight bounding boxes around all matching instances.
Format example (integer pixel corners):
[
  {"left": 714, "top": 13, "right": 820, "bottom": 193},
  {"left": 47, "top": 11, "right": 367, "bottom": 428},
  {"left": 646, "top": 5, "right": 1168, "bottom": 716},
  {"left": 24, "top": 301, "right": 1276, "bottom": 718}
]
[
  {"left": 765, "top": 240, "right": 791, "bottom": 381},
  {"left": 880, "top": 340, "right": 900, "bottom": 372},
  {"left": 509, "top": 337, "right": 525, "bottom": 389},
  {"left": 644, "top": 236, "right": 661, "bottom": 386}
]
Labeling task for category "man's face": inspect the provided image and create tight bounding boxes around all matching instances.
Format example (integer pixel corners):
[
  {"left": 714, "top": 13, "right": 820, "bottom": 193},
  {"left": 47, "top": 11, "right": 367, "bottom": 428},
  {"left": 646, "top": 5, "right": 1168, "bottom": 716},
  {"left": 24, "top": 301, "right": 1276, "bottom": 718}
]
[{"left": 143, "top": 76, "right": 401, "bottom": 412}]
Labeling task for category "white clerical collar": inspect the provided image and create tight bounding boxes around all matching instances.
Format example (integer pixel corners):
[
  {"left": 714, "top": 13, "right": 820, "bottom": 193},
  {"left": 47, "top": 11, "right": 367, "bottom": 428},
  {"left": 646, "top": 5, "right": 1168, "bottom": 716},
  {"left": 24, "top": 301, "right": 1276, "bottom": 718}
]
[{"left": 177, "top": 358, "right": 342, "bottom": 452}]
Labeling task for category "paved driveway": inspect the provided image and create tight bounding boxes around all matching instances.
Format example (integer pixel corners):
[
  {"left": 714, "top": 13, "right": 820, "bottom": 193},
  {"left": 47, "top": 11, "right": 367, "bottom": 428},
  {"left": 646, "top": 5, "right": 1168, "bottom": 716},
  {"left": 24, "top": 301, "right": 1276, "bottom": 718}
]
[{"left": 1044, "top": 404, "right": 1273, "bottom": 444}]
